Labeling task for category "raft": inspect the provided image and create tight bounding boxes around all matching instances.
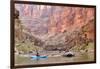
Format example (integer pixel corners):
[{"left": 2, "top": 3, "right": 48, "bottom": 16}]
[
  {"left": 63, "top": 52, "right": 75, "bottom": 57},
  {"left": 31, "top": 56, "right": 48, "bottom": 60}
]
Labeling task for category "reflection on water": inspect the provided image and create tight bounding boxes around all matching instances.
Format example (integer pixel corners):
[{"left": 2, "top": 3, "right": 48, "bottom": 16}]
[{"left": 15, "top": 52, "right": 94, "bottom": 66}]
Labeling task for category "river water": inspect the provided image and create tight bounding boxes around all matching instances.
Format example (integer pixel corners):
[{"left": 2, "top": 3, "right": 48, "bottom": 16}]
[{"left": 15, "top": 52, "right": 94, "bottom": 66}]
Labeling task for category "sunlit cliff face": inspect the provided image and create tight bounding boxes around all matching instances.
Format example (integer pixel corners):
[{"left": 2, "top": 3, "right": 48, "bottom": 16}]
[{"left": 15, "top": 4, "right": 95, "bottom": 39}]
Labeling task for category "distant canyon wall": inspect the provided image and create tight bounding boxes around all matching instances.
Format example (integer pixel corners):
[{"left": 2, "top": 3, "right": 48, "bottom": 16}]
[{"left": 15, "top": 4, "right": 95, "bottom": 40}]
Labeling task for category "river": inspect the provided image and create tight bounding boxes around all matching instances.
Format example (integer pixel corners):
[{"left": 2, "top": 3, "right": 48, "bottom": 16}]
[{"left": 15, "top": 51, "right": 94, "bottom": 66}]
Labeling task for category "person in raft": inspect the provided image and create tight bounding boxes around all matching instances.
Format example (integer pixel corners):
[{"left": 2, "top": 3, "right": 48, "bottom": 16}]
[
  {"left": 36, "top": 52, "right": 40, "bottom": 57},
  {"left": 36, "top": 49, "right": 40, "bottom": 57}
]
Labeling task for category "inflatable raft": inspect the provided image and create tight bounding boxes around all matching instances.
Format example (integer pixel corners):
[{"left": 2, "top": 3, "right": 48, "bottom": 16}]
[
  {"left": 31, "top": 56, "right": 48, "bottom": 60},
  {"left": 63, "top": 52, "right": 75, "bottom": 57}
]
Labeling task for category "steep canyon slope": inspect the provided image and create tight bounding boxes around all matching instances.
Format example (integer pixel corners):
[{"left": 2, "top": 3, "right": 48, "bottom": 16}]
[{"left": 15, "top": 4, "right": 95, "bottom": 52}]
